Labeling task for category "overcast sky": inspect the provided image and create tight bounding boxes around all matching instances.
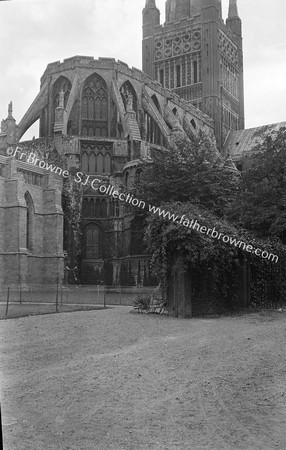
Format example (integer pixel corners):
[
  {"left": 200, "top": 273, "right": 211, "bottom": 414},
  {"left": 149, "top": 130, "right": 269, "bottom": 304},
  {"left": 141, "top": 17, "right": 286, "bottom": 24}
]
[{"left": 0, "top": 0, "right": 285, "bottom": 141}]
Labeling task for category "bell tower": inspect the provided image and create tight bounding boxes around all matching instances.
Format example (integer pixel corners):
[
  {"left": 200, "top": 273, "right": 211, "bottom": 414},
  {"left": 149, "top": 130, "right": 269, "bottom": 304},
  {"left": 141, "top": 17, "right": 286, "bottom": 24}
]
[{"left": 141, "top": 0, "right": 245, "bottom": 148}]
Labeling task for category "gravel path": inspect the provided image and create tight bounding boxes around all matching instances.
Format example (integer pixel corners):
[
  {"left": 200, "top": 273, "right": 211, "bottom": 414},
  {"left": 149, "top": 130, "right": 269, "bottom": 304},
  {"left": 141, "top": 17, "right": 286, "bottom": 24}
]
[{"left": 0, "top": 307, "right": 286, "bottom": 449}]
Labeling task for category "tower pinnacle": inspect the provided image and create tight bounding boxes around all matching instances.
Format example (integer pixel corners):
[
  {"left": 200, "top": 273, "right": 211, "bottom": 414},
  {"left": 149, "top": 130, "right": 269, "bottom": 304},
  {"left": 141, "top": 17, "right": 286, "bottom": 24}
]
[
  {"left": 228, "top": 0, "right": 239, "bottom": 18},
  {"left": 145, "top": 0, "right": 156, "bottom": 8},
  {"left": 8, "top": 101, "right": 13, "bottom": 118}
]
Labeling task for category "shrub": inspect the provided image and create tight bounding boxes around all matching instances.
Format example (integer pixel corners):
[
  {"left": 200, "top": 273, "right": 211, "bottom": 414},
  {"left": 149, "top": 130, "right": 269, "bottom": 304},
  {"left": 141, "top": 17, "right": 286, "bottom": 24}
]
[{"left": 132, "top": 294, "right": 151, "bottom": 310}]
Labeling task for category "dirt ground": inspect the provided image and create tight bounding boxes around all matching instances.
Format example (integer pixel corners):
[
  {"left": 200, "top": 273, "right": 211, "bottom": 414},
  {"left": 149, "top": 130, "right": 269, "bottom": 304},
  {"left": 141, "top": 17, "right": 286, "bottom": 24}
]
[{"left": 0, "top": 307, "right": 286, "bottom": 450}]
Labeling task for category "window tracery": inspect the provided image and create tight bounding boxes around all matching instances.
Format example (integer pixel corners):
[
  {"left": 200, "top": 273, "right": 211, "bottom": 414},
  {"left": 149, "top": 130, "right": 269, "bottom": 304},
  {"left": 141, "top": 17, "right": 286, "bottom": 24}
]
[
  {"left": 25, "top": 192, "right": 34, "bottom": 251},
  {"left": 83, "top": 224, "right": 101, "bottom": 259},
  {"left": 81, "top": 143, "right": 112, "bottom": 174},
  {"left": 81, "top": 73, "right": 108, "bottom": 137}
]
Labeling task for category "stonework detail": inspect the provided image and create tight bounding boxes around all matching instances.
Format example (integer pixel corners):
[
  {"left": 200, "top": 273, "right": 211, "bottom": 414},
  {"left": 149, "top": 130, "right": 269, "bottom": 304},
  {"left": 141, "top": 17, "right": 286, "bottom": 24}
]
[
  {"left": 142, "top": 0, "right": 245, "bottom": 147},
  {"left": 0, "top": 154, "right": 64, "bottom": 287},
  {"left": 219, "top": 30, "right": 239, "bottom": 67},
  {"left": 0, "top": 56, "right": 214, "bottom": 286},
  {"left": 154, "top": 28, "right": 201, "bottom": 61}
]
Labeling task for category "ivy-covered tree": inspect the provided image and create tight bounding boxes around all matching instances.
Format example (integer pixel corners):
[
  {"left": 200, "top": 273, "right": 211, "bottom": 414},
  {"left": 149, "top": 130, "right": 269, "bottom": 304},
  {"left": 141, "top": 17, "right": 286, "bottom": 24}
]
[
  {"left": 62, "top": 168, "right": 83, "bottom": 284},
  {"left": 133, "top": 128, "right": 286, "bottom": 306},
  {"left": 135, "top": 130, "right": 238, "bottom": 217},
  {"left": 145, "top": 200, "right": 286, "bottom": 303},
  {"left": 228, "top": 128, "right": 286, "bottom": 241}
]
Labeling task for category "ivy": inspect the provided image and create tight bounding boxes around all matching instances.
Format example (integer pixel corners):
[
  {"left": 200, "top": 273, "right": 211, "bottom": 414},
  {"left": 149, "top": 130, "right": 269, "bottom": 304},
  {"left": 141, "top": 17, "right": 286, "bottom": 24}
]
[{"left": 62, "top": 168, "right": 83, "bottom": 284}]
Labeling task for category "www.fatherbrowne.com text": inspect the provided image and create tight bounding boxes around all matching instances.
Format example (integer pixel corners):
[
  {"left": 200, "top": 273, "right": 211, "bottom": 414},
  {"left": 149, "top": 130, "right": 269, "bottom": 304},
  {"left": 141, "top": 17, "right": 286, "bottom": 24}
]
[
  {"left": 7, "top": 146, "right": 279, "bottom": 263},
  {"left": 75, "top": 173, "right": 279, "bottom": 264}
]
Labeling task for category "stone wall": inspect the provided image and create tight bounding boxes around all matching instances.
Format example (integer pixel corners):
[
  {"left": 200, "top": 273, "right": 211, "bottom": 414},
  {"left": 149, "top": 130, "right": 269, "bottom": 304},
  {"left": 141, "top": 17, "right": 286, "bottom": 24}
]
[{"left": 0, "top": 156, "right": 64, "bottom": 288}]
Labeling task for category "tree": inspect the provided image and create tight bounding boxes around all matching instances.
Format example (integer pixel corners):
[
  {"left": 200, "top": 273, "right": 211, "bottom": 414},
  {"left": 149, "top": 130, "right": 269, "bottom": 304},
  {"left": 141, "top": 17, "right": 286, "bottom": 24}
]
[
  {"left": 135, "top": 130, "right": 238, "bottom": 217},
  {"left": 133, "top": 128, "right": 286, "bottom": 304},
  {"left": 228, "top": 128, "right": 286, "bottom": 241}
]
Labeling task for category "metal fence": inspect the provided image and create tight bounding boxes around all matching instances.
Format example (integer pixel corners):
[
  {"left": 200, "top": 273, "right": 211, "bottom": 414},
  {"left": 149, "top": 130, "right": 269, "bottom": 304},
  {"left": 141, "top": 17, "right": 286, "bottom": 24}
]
[{"left": 0, "top": 284, "right": 157, "bottom": 308}]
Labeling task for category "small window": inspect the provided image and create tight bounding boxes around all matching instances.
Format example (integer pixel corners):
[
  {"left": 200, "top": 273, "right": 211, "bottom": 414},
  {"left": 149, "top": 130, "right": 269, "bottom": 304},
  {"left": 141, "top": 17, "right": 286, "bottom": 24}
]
[
  {"left": 191, "top": 119, "right": 196, "bottom": 129},
  {"left": 151, "top": 94, "right": 161, "bottom": 112},
  {"left": 159, "top": 69, "right": 164, "bottom": 87},
  {"left": 176, "top": 65, "right": 181, "bottom": 88},
  {"left": 97, "top": 153, "right": 104, "bottom": 173},
  {"left": 115, "top": 201, "right": 120, "bottom": 217},
  {"left": 25, "top": 192, "right": 34, "bottom": 251},
  {"left": 193, "top": 61, "right": 198, "bottom": 84}
]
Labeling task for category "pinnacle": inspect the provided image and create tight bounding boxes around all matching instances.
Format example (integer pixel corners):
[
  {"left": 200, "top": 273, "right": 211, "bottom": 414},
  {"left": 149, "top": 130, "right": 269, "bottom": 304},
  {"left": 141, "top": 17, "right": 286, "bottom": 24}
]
[
  {"left": 228, "top": 0, "right": 239, "bottom": 18},
  {"left": 145, "top": 0, "right": 156, "bottom": 8}
]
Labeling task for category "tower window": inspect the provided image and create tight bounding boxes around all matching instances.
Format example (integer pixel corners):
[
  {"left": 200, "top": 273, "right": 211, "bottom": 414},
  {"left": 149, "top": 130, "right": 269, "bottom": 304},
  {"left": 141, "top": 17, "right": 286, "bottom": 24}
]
[
  {"left": 159, "top": 69, "right": 164, "bottom": 87},
  {"left": 176, "top": 65, "right": 181, "bottom": 88},
  {"left": 193, "top": 61, "right": 198, "bottom": 84}
]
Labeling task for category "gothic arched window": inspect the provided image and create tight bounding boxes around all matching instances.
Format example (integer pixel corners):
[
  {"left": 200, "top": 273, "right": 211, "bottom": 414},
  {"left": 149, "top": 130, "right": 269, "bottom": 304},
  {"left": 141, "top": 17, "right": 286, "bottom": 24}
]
[
  {"left": 97, "top": 153, "right": 104, "bottom": 173},
  {"left": 25, "top": 192, "right": 34, "bottom": 251},
  {"left": 81, "top": 151, "right": 112, "bottom": 174},
  {"left": 82, "top": 152, "right": 89, "bottom": 173},
  {"left": 81, "top": 73, "right": 108, "bottom": 137},
  {"left": 145, "top": 112, "right": 162, "bottom": 145},
  {"left": 115, "top": 200, "right": 120, "bottom": 217},
  {"left": 89, "top": 153, "right": 96, "bottom": 173},
  {"left": 83, "top": 224, "right": 101, "bottom": 259},
  {"left": 151, "top": 94, "right": 161, "bottom": 113},
  {"left": 88, "top": 126, "right": 94, "bottom": 137},
  {"left": 105, "top": 154, "right": 111, "bottom": 173}
]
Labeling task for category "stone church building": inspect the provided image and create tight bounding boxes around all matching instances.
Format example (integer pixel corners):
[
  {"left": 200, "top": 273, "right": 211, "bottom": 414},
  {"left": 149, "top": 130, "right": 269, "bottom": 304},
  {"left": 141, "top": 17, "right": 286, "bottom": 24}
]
[{"left": 0, "top": 0, "right": 284, "bottom": 288}]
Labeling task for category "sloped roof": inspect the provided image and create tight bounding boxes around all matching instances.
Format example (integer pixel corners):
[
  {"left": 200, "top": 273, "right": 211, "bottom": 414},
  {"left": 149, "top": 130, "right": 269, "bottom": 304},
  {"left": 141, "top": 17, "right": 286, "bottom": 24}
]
[{"left": 223, "top": 122, "right": 286, "bottom": 161}]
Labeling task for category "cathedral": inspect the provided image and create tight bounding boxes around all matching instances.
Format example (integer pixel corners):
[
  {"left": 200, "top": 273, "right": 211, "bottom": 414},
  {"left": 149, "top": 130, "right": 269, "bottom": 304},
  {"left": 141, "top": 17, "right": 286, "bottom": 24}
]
[{"left": 0, "top": 0, "right": 284, "bottom": 288}]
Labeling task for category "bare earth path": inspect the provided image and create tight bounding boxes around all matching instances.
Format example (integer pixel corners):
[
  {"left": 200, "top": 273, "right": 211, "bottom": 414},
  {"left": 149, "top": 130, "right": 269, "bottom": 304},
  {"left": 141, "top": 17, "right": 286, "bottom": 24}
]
[{"left": 0, "top": 307, "right": 286, "bottom": 450}]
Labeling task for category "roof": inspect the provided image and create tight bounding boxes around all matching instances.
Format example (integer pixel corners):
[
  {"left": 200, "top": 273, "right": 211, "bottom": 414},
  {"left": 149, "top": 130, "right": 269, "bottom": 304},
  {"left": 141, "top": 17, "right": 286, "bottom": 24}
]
[{"left": 223, "top": 122, "right": 286, "bottom": 162}]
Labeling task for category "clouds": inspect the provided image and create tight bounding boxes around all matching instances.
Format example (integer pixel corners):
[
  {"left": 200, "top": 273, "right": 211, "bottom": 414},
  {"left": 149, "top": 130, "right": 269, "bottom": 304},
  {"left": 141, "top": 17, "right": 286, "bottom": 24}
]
[{"left": 0, "top": 0, "right": 285, "bottom": 139}]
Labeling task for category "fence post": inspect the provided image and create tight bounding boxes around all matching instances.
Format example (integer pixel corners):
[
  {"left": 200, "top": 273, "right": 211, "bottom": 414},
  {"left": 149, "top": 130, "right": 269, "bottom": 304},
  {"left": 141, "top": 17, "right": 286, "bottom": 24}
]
[
  {"left": 0, "top": 402, "right": 3, "bottom": 450},
  {"left": 5, "top": 287, "right": 10, "bottom": 316},
  {"left": 103, "top": 284, "right": 106, "bottom": 308},
  {"left": 65, "top": 285, "right": 69, "bottom": 304},
  {"left": 56, "top": 283, "right": 59, "bottom": 312},
  {"left": 19, "top": 284, "right": 22, "bottom": 304},
  {"left": 97, "top": 284, "right": 100, "bottom": 304}
]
